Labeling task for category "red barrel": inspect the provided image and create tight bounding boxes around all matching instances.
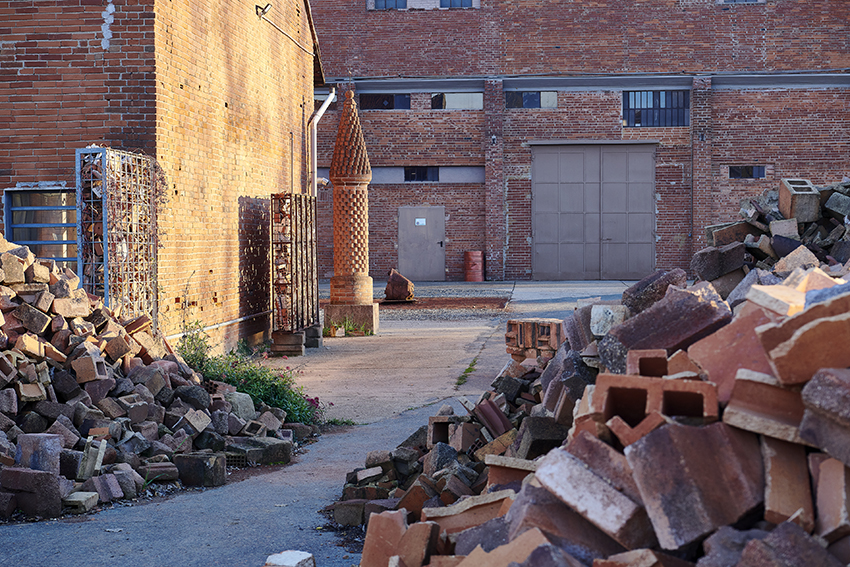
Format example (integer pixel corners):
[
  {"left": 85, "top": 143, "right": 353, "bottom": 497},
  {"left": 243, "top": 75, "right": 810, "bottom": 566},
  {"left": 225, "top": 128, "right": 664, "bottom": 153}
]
[{"left": 464, "top": 251, "right": 485, "bottom": 282}]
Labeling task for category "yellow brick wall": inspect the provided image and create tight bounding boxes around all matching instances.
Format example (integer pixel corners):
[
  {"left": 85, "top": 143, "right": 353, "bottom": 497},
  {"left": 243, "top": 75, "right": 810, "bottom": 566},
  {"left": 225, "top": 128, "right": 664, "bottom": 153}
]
[{"left": 152, "top": 0, "right": 316, "bottom": 351}]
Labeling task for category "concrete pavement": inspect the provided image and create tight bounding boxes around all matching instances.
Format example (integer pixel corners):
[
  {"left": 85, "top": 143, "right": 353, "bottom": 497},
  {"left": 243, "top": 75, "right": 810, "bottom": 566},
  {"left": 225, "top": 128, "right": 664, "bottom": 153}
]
[{"left": 280, "top": 280, "right": 632, "bottom": 423}]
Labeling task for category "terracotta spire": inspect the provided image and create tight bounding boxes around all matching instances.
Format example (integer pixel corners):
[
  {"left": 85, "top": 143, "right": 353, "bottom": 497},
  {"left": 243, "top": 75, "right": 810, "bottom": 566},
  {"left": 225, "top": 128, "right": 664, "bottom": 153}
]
[{"left": 330, "top": 90, "right": 372, "bottom": 183}]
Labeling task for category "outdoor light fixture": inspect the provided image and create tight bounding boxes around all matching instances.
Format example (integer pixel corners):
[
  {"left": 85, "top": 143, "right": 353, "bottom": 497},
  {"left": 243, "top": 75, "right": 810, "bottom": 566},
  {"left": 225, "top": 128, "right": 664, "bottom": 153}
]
[{"left": 254, "top": 2, "right": 314, "bottom": 56}]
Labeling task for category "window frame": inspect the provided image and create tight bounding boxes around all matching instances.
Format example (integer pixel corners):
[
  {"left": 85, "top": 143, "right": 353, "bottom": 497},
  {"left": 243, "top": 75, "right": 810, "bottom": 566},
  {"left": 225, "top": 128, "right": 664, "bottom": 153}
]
[
  {"left": 403, "top": 167, "right": 440, "bottom": 182},
  {"left": 431, "top": 92, "right": 484, "bottom": 110},
  {"left": 505, "top": 91, "right": 557, "bottom": 109},
  {"left": 374, "top": 0, "right": 407, "bottom": 10},
  {"left": 440, "top": 0, "right": 472, "bottom": 7},
  {"left": 729, "top": 165, "right": 766, "bottom": 179},
  {"left": 623, "top": 90, "right": 690, "bottom": 128},
  {"left": 360, "top": 93, "right": 411, "bottom": 110},
  {"left": 3, "top": 184, "right": 78, "bottom": 269}
]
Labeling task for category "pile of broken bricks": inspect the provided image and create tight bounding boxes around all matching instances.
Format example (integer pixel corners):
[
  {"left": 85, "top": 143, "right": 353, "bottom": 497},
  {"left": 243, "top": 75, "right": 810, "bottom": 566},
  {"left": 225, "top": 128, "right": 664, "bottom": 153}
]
[
  {"left": 331, "top": 226, "right": 850, "bottom": 564},
  {"left": 0, "top": 235, "right": 311, "bottom": 520},
  {"left": 697, "top": 177, "right": 850, "bottom": 301}
]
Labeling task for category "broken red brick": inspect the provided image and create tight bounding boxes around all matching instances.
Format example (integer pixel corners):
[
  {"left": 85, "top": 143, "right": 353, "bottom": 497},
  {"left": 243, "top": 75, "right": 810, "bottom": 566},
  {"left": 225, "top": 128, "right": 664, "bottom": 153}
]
[
  {"left": 687, "top": 305, "right": 779, "bottom": 403},
  {"left": 626, "top": 349, "right": 668, "bottom": 377},
  {"left": 817, "top": 458, "right": 850, "bottom": 543},
  {"left": 536, "top": 447, "right": 657, "bottom": 550},
  {"left": 625, "top": 422, "right": 764, "bottom": 550},
  {"left": 723, "top": 369, "right": 809, "bottom": 446},
  {"left": 761, "top": 436, "right": 814, "bottom": 532},
  {"left": 598, "top": 282, "right": 732, "bottom": 374}
]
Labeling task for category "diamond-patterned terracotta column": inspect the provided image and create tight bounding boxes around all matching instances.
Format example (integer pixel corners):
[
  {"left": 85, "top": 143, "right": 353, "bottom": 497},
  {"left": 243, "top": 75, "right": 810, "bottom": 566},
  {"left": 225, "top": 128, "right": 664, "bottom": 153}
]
[{"left": 324, "top": 90, "right": 379, "bottom": 332}]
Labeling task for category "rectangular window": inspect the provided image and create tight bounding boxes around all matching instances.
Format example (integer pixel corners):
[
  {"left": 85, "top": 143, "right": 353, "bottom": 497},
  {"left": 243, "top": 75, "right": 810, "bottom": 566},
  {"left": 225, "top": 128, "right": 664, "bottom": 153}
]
[
  {"left": 404, "top": 167, "right": 439, "bottom": 182},
  {"left": 374, "top": 0, "right": 407, "bottom": 9},
  {"left": 431, "top": 92, "right": 484, "bottom": 110},
  {"left": 505, "top": 91, "right": 557, "bottom": 109},
  {"left": 729, "top": 166, "right": 766, "bottom": 179},
  {"left": 440, "top": 0, "right": 472, "bottom": 7},
  {"left": 717, "top": 0, "right": 765, "bottom": 4},
  {"left": 623, "top": 90, "right": 689, "bottom": 127},
  {"left": 360, "top": 93, "right": 411, "bottom": 110},
  {"left": 3, "top": 186, "right": 77, "bottom": 269}
]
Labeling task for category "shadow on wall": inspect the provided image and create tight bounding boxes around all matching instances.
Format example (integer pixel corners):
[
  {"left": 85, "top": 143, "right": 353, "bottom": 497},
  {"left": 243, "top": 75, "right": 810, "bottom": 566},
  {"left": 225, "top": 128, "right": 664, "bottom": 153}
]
[{"left": 237, "top": 195, "right": 272, "bottom": 348}]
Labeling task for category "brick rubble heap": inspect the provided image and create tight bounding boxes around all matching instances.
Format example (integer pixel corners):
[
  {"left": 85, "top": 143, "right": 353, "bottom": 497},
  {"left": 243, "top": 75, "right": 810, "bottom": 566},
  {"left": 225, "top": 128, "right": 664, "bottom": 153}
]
[
  {"left": 335, "top": 178, "right": 850, "bottom": 567},
  {"left": 0, "top": 235, "right": 309, "bottom": 519}
]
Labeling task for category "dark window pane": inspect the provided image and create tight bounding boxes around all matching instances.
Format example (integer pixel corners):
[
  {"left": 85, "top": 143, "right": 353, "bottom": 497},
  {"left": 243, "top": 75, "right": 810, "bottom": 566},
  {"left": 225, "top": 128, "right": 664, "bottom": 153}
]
[
  {"left": 375, "top": 0, "right": 386, "bottom": 8},
  {"left": 506, "top": 92, "right": 523, "bottom": 108},
  {"left": 730, "top": 165, "right": 766, "bottom": 179},
  {"left": 360, "top": 93, "right": 409, "bottom": 110},
  {"left": 394, "top": 94, "right": 411, "bottom": 109},
  {"left": 623, "top": 90, "right": 689, "bottom": 127},
  {"left": 404, "top": 167, "right": 439, "bottom": 182},
  {"left": 522, "top": 92, "right": 540, "bottom": 108},
  {"left": 431, "top": 93, "right": 446, "bottom": 109}
]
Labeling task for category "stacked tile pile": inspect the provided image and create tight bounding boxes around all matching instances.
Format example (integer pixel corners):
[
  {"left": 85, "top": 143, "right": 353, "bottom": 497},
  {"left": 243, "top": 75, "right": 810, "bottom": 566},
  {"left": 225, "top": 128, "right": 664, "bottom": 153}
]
[
  {"left": 336, "top": 260, "right": 850, "bottom": 565},
  {"left": 697, "top": 177, "right": 850, "bottom": 300},
  {"left": 0, "top": 235, "right": 299, "bottom": 519}
]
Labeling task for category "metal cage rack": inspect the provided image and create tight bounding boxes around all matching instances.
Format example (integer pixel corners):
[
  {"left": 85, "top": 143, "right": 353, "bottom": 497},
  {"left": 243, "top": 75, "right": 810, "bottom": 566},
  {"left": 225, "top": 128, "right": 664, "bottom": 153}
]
[{"left": 76, "top": 147, "right": 159, "bottom": 329}]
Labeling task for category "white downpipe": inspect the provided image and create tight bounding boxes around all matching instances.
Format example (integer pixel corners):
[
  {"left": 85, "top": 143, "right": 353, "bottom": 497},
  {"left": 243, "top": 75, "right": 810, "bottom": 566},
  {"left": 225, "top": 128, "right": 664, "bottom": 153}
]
[{"left": 309, "top": 87, "right": 336, "bottom": 196}]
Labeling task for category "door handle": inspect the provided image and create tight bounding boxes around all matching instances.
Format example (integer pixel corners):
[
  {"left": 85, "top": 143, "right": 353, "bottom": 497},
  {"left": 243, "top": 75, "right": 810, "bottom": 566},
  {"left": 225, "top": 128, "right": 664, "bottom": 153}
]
[{"left": 438, "top": 241, "right": 444, "bottom": 248}]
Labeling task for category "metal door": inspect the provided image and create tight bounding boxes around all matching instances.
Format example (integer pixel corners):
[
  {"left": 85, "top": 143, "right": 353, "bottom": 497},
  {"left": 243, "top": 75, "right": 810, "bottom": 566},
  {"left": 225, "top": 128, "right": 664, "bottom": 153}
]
[
  {"left": 398, "top": 206, "right": 446, "bottom": 281},
  {"left": 532, "top": 145, "right": 655, "bottom": 280},
  {"left": 600, "top": 146, "right": 655, "bottom": 279}
]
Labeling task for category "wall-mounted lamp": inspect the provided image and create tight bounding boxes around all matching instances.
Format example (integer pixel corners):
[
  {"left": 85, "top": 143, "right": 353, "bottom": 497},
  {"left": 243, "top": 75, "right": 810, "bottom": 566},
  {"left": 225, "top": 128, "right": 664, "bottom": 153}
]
[
  {"left": 255, "top": 2, "right": 314, "bottom": 56},
  {"left": 491, "top": 135, "right": 497, "bottom": 145}
]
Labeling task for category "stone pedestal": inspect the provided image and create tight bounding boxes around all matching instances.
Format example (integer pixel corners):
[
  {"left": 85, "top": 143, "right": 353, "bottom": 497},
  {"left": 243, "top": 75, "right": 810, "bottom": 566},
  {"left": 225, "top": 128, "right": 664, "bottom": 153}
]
[{"left": 324, "top": 303, "right": 379, "bottom": 334}]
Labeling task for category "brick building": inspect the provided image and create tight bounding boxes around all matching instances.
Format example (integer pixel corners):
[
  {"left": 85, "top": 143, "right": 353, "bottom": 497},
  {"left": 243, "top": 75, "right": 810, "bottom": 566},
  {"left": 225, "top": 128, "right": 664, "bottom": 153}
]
[
  {"left": 1, "top": 0, "right": 323, "bottom": 349},
  {"left": 311, "top": 0, "right": 850, "bottom": 281}
]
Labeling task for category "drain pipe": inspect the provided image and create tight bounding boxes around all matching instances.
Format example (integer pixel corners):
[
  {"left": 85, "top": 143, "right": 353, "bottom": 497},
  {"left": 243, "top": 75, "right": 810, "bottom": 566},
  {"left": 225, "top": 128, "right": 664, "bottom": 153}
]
[{"left": 309, "top": 87, "right": 336, "bottom": 196}]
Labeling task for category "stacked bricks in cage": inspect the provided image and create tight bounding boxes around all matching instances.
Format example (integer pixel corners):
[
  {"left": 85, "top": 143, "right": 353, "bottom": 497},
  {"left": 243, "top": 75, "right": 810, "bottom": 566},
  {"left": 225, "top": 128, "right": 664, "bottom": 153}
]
[{"left": 505, "top": 318, "right": 565, "bottom": 362}]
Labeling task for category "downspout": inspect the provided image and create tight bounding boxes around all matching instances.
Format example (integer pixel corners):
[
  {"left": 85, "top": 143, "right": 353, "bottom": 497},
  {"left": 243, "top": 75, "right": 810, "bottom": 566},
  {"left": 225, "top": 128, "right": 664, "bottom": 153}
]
[{"left": 309, "top": 87, "right": 336, "bottom": 196}]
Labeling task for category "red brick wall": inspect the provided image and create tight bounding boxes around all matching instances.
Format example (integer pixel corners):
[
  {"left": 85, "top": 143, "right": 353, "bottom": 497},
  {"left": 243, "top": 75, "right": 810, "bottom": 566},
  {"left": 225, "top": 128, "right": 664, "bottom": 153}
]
[
  {"left": 0, "top": 0, "right": 157, "bottom": 189},
  {"left": 709, "top": 88, "right": 850, "bottom": 226},
  {"left": 2, "top": 0, "right": 316, "bottom": 350},
  {"left": 318, "top": 181, "right": 486, "bottom": 281},
  {"left": 316, "top": 81, "right": 850, "bottom": 281},
  {"left": 153, "top": 0, "right": 316, "bottom": 349},
  {"left": 311, "top": 1, "right": 850, "bottom": 281},
  {"left": 311, "top": 0, "right": 849, "bottom": 78}
]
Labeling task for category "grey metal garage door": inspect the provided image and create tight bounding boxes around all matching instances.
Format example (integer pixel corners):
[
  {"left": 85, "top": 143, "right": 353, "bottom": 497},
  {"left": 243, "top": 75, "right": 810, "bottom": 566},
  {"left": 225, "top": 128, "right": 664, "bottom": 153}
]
[{"left": 532, "top": 144, "right": 655, "bottom": 280}]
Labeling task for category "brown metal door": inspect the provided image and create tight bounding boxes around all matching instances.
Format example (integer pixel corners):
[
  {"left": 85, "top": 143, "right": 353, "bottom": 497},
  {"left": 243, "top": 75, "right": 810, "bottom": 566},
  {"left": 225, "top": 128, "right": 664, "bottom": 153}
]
[
  {"left": 532, "top": 145, "right": 654, "bottom": 280},
  {"left": 398, "top": 206, "right": 446, "bottom": 281},
  {"left": 532, "top": 146, "right": 601, "bottom": 279},
  {"left": 600, "top": 146, "right": 655, "bottom": 279}
]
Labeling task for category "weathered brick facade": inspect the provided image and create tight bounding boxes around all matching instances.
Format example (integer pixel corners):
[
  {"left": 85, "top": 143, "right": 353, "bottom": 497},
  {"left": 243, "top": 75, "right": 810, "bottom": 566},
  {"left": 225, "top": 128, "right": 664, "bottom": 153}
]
[
  {"left": 312, "top": 0, "right": 850, "bottom": 281},
  {"left": 1, "top": 0, "right": 321, "bottom": 349}
]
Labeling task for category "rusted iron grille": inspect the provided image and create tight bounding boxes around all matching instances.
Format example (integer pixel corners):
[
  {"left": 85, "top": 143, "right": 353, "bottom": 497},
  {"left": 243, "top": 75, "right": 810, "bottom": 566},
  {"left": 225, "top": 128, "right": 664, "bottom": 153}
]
[
  {"left": 271, "top": 192, "right": 319, "bottom": 332},
  {"left": 76, "top": 148, "right": 158, "bottom": 330}
]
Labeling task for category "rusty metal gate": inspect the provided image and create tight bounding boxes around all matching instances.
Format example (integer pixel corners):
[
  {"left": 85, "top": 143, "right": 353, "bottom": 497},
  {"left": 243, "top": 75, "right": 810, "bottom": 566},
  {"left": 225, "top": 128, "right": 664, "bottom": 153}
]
[{"left": 271, "top": 193, "right": 319, "bottom": 332}]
